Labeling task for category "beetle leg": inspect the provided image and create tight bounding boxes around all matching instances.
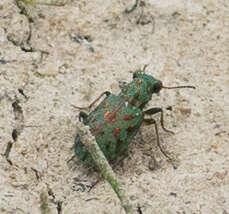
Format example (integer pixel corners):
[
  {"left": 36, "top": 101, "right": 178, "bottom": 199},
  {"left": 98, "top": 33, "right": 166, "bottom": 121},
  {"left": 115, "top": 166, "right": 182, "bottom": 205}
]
[
  {"left": 72, "top": 91, "right": 111, "bottom": 111},
  {"left": 144, "top": 107, "right": 174, "bottom": 134},
  {"left": 143, "top": 118, "right": 173, "bottom": 161},
  {"left": 74, "top": 134, "right": 91, "bottom": 162},
  {"left": 79, "top": 111, "right": 88, "bottom": 124}
]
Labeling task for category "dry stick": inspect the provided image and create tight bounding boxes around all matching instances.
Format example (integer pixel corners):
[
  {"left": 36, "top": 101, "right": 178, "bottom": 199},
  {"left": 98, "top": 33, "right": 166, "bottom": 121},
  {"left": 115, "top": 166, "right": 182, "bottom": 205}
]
[
  {"left": 16, "top": 0, "right": 66, "bottom": 6},
  {"left": 77, "top": 123, "right": 133, "bottom": 214},
  {"left": 124, "top": 0, "right": 139, "bottom": 14}
]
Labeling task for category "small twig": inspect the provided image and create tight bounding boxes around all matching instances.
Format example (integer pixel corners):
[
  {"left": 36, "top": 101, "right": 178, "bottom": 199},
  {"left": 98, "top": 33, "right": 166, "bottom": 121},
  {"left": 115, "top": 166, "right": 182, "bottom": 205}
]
[
  {"left": 124, "top": 0, "right": 139, "bottom": 14},
  {"left": 31, "top": 167, "right": 41, "bottom": 180},
  {"left": 137, "top": 205, "right": 143, "bottom": 214},
  {"left": 40, "top": 190, "right": 51, "bottom": 214},
  {"left": 3, "top": 141, "right": 13, "bottom": 165},
  {"left": 16, "top": 0, "right": 66, "bottom": 6}
]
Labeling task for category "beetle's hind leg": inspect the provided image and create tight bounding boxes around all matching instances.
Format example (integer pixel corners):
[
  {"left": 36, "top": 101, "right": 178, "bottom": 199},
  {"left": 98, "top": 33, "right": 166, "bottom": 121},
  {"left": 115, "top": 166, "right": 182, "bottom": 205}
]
[
  {"left": 143, "top": 107, "right": 175, "bottom": 161},
  {"left": 74, "top": 134, "right": 101, "bottom": 190},
  {"left": 143, "top": 118, "right": 173, "bottom": 161},
  {"left": 72, "top": 91, "right": 111, "bottom": 111},
  {"left": 74, "top": 134, "right": 93, "bottom": 164},
  {"left": 144, "top": 107, "right": 174, "bottom": 134},
  {"left": 79, "top": 111, "right": 88, "bottom": 124}
]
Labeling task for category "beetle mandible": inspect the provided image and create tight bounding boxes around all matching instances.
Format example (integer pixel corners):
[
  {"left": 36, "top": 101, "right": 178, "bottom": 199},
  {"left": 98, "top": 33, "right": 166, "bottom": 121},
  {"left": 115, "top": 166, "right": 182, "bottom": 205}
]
[{"left": 74, "top": 67, "right": 195, "bottom": 166}]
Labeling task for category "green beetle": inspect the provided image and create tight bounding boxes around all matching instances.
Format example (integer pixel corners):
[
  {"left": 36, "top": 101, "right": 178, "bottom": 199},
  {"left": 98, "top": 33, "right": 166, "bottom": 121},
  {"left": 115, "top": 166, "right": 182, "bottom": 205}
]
[{"left": 74, "top": 68, "right": 195, "bottom": 166}]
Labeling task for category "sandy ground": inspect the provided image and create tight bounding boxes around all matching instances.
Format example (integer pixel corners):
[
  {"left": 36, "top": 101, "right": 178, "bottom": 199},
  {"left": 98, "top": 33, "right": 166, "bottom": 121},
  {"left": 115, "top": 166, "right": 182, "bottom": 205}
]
[{"left": 0, "top": 0, "right": 229, "bottom": 213}]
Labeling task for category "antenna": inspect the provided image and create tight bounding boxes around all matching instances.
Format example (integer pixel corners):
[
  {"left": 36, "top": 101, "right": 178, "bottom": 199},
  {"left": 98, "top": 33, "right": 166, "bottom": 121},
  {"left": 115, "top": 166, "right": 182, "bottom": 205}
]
[{"left": 163, "top": 85, "right": 196, "bottom": 89}]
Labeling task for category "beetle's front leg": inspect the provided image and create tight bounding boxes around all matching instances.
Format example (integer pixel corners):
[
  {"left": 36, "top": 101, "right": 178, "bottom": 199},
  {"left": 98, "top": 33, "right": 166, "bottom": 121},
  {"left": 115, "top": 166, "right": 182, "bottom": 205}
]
[
  {"left": 143, "top": 118, "right": 172, "bottom": 161},
  {"left": 144, "top": 107, "right": 174, "bottom": 134},
  {"left": 72, "top": 91, "right": 111, "bottom": 111},
  {"left": 79, "top": 111, "right": 88, "bottom": 124}
]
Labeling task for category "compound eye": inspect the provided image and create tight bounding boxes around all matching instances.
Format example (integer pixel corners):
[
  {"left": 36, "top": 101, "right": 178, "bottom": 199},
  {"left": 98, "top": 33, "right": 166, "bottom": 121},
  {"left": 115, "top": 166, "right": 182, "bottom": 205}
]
[{"left": 153, "top": 81, "right": 162, "bottom": 93}]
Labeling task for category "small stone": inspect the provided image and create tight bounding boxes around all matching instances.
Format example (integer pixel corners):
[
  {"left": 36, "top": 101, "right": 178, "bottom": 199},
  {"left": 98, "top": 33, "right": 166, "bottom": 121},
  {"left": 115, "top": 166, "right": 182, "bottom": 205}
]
[
  {"left": 148, "top": 156, "right": 157, "bottom": 171},
  {"left": 179, "top": 108, "right": 191, "bottom": 116}
]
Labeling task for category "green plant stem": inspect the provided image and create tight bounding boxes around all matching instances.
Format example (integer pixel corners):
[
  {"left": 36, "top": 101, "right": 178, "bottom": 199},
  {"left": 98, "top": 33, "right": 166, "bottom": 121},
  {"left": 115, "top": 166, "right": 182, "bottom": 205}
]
[{"left": 78, "top": 124, "right": 133, "bottom": 214}]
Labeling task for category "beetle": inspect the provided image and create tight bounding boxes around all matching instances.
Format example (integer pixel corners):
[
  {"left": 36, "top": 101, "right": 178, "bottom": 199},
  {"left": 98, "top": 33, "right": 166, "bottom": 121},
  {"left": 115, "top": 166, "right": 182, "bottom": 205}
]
[{"left": 74, "top": 67, "right": 195, "bottom": 166}]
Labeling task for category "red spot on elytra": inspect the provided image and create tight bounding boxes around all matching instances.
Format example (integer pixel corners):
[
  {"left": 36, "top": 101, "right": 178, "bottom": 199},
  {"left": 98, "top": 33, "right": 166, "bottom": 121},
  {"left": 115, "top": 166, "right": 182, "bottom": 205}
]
[
  {"left": 104, "top": 111, "right": 117, "bottom": 123},
  {"left": 123, "top": 114, "right": 133, "bottom": 120},
  {"left": 113, "top": 127, "right": 120, "bottom": 136},
  {"left": 92, "top": 125, "right": 104, "bottom": 136},
  {"left": 104, "top": 111, "right": 111, "bottom": 119},
  {"left": 93, "top": 125, "right": 100, "bottom": 132},
  {"left": 137, "top": 79, "right": 142, "bottom": 86},
  {"left": 109, "top": 113, "right": 117, "bottom": 123}
]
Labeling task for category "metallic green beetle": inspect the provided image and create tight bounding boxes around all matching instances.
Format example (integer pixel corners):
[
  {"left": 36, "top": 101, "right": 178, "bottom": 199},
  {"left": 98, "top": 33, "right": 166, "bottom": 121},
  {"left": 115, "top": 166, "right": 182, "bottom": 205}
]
[{"left": 74, "top": 68, "right": 195, "bottom": 166}]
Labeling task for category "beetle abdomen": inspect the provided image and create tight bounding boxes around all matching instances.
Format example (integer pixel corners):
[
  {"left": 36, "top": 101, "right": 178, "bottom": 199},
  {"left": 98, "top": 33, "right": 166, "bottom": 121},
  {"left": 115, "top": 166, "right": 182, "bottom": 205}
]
[{"left": 75, "top": 93, "right": 143, "bottom": 164}]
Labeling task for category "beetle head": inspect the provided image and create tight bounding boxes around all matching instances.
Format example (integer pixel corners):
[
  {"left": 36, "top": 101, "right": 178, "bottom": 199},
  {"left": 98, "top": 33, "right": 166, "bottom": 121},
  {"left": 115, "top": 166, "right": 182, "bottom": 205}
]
[
  {"left": 133, "top": 72, "right": 163, "bottom": 94},
  {"left": 130, "top": 67, "right": 195, "bottom": 109},
  {"left": 133, "top": 71, "right": 196, "bottom": 93}
]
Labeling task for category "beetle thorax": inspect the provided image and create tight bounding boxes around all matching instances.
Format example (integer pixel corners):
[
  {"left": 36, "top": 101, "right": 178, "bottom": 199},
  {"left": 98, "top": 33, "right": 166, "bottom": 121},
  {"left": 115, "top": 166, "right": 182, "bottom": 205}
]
[{"left": 119, "top": 78, "right": 153, "bottom": 109}]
